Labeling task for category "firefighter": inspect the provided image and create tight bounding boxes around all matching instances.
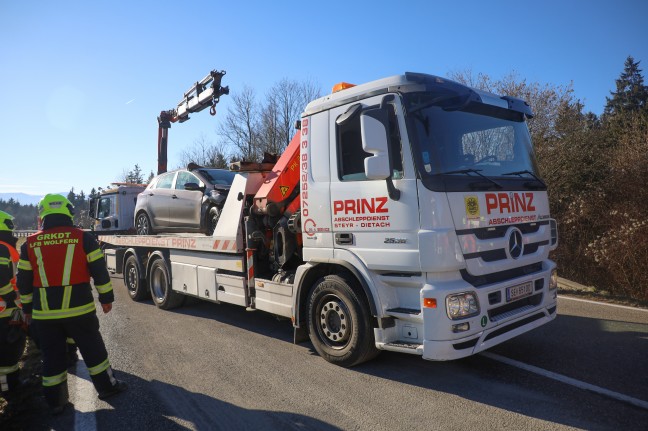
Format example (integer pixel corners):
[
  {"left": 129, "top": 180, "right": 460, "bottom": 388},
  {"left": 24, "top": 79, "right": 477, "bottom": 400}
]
[
  {"left": 0, "top": 210, "right": 27, "bottom": 408},
  {"left": 17, "top": 194, "right": 126, "bottom": 414}
]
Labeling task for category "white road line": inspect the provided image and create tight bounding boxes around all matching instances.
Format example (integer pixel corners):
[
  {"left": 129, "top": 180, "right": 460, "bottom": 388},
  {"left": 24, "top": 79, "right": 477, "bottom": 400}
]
[
  {"left": 558, "top": 295, "right": 648, "bottom": 312},
  {"left": 71, "top": 358, "right": 98, "bottom": 431},
  {"left": 481, "top": 351, "right": 648, "bottom": 411}
]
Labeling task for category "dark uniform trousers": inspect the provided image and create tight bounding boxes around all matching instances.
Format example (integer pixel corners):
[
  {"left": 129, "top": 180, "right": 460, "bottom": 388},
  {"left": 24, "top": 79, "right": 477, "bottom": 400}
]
[
  {"left": 35, "top": 311, "right": 116, "bottom": 406},
  {"left": 0, "top": 316, "right": 26, "bottom": 394}
]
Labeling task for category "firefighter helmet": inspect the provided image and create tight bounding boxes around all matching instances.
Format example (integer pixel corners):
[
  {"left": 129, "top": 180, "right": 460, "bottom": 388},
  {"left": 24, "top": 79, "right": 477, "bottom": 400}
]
[
  {"left": 38, "top": 194, "right": 75, "bottom": 219},
  {"left": 0, "top": 210, "right": 14, "bottom": 231}
]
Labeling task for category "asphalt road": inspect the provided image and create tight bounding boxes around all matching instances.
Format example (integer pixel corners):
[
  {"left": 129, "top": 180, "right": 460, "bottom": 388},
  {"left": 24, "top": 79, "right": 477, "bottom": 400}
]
[{"left": 32, "top": 278, "right": 648, "bottom": 430}]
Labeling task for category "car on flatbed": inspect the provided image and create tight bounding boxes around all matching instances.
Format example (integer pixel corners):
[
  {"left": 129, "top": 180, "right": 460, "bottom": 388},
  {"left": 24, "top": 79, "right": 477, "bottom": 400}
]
[{"left": 134, "top": 165, "right": 236, "bottom": 236}]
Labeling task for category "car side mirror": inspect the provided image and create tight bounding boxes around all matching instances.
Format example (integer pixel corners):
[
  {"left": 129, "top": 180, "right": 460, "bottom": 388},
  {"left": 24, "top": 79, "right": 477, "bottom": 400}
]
[
  {"left": 101, "top": 220, "right": 111, "bottom": 229},
  {"left": 184, "top": 182, "right": 202, "bottom": 191}
]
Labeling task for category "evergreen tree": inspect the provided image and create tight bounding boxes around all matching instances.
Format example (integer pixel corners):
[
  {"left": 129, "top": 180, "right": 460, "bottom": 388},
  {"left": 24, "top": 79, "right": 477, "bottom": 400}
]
[
  {"left": 604, "top": 56, "right": 648, "bottom": 117},
  {"left": 124, "top": 164, "right": 145, "bottom": 184}
]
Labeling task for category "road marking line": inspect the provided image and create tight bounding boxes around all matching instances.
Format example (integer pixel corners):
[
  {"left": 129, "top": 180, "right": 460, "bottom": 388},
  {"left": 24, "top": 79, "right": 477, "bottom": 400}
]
[
  {"left": 558, "top": 295, "right": 648, "bottom": 312},
  {"left": 481, "top": 351, "right": 648, "bottom": 411},
  {"left": 72, "top": 357, "right": 98, "bottom": 431}
]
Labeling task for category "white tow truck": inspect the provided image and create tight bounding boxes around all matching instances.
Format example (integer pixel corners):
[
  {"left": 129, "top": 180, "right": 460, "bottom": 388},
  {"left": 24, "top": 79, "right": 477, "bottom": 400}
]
[{"left": 99, "top": 70, "right": 559, "bottom": 367}]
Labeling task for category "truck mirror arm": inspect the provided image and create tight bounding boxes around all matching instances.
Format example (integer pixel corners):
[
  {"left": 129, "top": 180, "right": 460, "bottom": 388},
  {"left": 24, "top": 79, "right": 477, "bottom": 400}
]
[{"left": 386, "top": 177, "right": 400, "bottom": 201}]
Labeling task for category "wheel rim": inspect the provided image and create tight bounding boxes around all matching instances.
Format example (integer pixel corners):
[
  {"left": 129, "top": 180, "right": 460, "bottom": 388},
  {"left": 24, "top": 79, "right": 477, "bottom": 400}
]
[
  {"left": 316, "top": 295, "right": 352, "bottom": 348},
  {"left": 126, "top": 264, "right": 137, "bottom": 293},
  {"left": 151, "top": 265, "right": 167, "bottom": 300},
  {"left": 136, "top": 214, "right": 149, "bottom": 234}
]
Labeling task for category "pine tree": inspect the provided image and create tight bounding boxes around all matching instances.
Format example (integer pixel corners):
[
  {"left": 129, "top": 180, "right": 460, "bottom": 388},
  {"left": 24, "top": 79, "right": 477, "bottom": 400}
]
[{"left": 604, "top": 56, "right": 648, "bottom": 117}]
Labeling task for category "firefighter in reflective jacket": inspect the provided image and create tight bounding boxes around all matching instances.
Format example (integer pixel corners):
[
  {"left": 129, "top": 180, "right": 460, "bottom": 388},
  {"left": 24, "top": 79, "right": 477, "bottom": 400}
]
[
  {"left": 0, "top": 210, "right": 26, "bottom": 406},
  {"left": 17, "top": 194, "right": 126, "bottom": 413}
]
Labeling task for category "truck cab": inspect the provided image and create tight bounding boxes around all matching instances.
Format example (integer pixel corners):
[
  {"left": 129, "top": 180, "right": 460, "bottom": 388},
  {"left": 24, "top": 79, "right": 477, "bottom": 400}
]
[
  {"left": 298, "top": 72, "right": 558, "bottom": 361},
  {"left": 89, "top": 184, "right": 146, "bottom": 234}
]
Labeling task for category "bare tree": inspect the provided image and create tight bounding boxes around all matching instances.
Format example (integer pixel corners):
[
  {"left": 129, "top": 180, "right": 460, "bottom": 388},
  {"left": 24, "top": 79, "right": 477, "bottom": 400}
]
[
  {"left": 218, "top": 85, "right": 261, "bottom": 161},
  {"left": 448, "top": 69, "right": 575, "bottom": 141},
  {"left": 258, "top": 78, "right": 322, "bottom": 156},
  {"left": 178, "top": 133, "right": 231, "bottom": 169}
]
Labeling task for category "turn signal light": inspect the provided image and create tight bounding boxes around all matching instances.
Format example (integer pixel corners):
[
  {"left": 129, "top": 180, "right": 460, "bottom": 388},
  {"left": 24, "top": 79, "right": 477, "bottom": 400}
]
[
  {"left": 332, "top": 82, "right": 356, "bottom": 93},
  {"left": 423, "top": 298, "right": 437, "bottom": 308}
]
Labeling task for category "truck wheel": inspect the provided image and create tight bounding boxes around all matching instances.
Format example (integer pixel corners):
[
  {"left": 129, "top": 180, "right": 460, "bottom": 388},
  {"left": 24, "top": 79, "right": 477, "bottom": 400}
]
[
  {"left": 149, "top": 258, "right": 184, "bottom": 310},
  {"left": 307, "top": 274, "right": 379, "bottom": 367},
  {"left": 124, "top": 255, "right": 149, "bottom": 301},
  {"left": 136, "top": 212, "right": 154, "bottom": 235},
  {"left": 205, "top": 206, "right": 221, "bottom": 236}
]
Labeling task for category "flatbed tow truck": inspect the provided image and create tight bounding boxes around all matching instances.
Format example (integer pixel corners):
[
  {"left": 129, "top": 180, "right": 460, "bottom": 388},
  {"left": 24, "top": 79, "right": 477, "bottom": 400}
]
[{"left": 99, "top": 70, "right": 559, "bottom": 367}]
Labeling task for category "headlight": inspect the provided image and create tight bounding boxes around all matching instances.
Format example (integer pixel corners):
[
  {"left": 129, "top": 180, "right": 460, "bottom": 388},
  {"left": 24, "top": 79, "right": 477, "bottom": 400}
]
[
  {"left": 446, "top": 292, "right": 480, "bottom": 320},
  {"left": 549, "top": 269, "right": 558, "bottom": 290}
]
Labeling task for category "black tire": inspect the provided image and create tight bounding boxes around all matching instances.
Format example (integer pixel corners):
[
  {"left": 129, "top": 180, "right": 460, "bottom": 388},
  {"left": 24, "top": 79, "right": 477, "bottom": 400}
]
[
  {"left": 123, "top": 255, "right": 149, "bottom": 301},
  {"left": 307, "top": 274, "right": 380, "bottom": 367},
  {"left": 205, "top": 206, "right": 221, "bottom": 236},
  {"left": 135, "top": 212, "right": 154, "bottom": 235},
  {"left": 148, "top": 258, "right": 184, "bottom": 310}
]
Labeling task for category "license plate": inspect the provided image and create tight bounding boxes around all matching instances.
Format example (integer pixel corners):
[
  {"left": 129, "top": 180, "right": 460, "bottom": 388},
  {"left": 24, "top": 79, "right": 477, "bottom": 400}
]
[{"left": 506, "top": 282, "right": 533, "bottom": 302}]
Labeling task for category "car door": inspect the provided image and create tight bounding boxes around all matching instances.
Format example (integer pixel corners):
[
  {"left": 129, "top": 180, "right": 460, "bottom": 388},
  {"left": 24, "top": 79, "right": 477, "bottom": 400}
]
[
  {"left": 169, "top": 170, "right": 203, "bottom": 229},
  {"left": 146, "top": 172, "right": 175, "bottom": 227}
]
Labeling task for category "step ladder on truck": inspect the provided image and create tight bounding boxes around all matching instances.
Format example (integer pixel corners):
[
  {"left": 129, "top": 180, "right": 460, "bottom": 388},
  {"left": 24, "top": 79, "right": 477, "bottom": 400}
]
[{"left": 99, "top": 69, "right": 559, "bottom": 367}]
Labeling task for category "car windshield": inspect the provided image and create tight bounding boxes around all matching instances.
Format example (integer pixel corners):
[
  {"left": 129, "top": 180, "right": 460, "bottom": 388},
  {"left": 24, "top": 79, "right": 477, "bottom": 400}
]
[
  {"left": 197, "top": 168, "right": 236, "bottom": 186},
  {"left": 404, "top": 93, "right": 539, "bottom": 181}
]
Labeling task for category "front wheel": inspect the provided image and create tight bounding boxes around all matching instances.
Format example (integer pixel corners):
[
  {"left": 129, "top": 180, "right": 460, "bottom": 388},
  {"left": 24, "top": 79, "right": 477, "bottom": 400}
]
[
  {"left": 149, "top": 257, "right": 184, "bottom": 310},
  {"left": 136, "top": 212, "right": 154, "bottom": 235},
  {"left": 307, "top": 274, "right": 379, "bottom": 367}
]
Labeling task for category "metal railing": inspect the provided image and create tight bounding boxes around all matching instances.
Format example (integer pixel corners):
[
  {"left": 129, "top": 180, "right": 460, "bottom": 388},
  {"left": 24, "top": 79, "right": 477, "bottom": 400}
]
[{"left": 14, "top": 230, "right": 38, "bottom": 237}]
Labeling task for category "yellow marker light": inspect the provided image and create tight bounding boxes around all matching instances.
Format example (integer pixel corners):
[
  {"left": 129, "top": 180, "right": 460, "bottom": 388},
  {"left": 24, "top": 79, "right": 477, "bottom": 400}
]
[
  {"left": 332, "top": 82, "right": 356, "bottom": 93},
  {"left": 423, "top": 298, "right": 437, "bottom": 308}
]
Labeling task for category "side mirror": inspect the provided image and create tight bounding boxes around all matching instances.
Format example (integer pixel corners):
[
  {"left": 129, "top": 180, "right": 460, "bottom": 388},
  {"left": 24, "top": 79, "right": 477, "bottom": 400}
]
[
  {"left": 88, "top": 198, "right": 97, "bottom": 219},
  {"left": 101, "top": 220, "right": 112, "bottom": 229},
  {"left": 361, "top": 108, "right": 390, "bottom": 180},
  {"left": 184, "top": 182, "right": 202, "bottom": 191}
]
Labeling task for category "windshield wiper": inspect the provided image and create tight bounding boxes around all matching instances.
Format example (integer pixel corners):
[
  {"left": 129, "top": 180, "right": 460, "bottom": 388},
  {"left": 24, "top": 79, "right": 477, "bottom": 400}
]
[
  {"left": 441, "top": 169, "right": 503, "bottom": 189},
  {"left": 502, "top": 170, "right": 546, "bottom": 188}
]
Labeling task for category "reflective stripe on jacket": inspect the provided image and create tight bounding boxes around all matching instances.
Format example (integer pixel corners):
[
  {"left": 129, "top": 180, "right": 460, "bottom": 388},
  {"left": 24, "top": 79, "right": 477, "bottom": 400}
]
[{"left": 0, "top": 240, "right": 20, "bottom": 317}]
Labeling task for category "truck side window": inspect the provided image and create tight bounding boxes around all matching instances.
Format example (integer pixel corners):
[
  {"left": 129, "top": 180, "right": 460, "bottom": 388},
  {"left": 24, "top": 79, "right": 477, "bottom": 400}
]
[
  {"left": 337, "top": 105, "right": 370, "bottom": 181},
  {"left": 336, "top": 103, "right": 404, "bottom": 181}
]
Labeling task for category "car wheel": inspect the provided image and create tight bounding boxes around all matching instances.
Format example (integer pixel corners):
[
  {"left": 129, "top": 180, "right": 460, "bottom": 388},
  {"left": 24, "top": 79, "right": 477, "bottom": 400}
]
[
  {"left": 205, "top": 206, "right": 221, "bottom": 236},
  {"left": 136, "top": 212, "right": 154, "bottom": 235}
]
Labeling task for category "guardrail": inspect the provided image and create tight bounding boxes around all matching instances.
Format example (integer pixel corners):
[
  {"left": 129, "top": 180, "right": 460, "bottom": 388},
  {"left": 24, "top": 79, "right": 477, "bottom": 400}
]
[{"left": 14, "top": 230, "right": 38, "bottom": 237}]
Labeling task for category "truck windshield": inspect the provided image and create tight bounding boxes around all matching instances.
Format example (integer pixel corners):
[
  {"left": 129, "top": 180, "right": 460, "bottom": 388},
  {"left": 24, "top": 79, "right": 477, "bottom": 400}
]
[{"left": 403, "top": 93, "right": 542, "bottom": 192}]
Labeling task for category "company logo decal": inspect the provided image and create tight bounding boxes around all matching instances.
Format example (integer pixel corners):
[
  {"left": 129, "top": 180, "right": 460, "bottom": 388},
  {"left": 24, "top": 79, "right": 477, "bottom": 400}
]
[
  {"left": 507, "top": 227, "right": 524, "bottom": 259},
  {"left": 464, "top": 196, "right": 480, "bottom": 220}
]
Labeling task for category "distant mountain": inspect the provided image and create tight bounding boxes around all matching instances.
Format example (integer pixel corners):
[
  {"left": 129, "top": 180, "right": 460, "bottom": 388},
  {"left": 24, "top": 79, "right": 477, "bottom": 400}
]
[{"left": 0, "top": 193, "right": 44, "bottom": 205}]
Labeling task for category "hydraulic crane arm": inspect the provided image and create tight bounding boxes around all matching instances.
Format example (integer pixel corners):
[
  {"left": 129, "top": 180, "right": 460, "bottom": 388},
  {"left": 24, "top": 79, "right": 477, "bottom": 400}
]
[{"left": 157, "top": 70, "right": 229, "bottom": 174}]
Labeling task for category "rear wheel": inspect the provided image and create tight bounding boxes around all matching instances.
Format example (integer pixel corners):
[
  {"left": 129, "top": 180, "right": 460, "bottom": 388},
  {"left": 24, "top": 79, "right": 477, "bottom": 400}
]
[
  {"left": 136, "top": 212, "right": 154, "bottom": 235},
  {"left": 123, "top": 255, "right": 149, "bottom": 301},
  {"left": 149, "top": 257, "right": 184, "bottom": 310},
  {"left": 307, "top": 274, "right": 379, "bottom": 367}
]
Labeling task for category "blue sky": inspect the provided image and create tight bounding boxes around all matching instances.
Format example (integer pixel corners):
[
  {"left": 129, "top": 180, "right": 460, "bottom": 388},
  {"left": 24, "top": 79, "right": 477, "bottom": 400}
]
[{"left": 1, "top": 0, "right": 646, "bottom": 197}]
